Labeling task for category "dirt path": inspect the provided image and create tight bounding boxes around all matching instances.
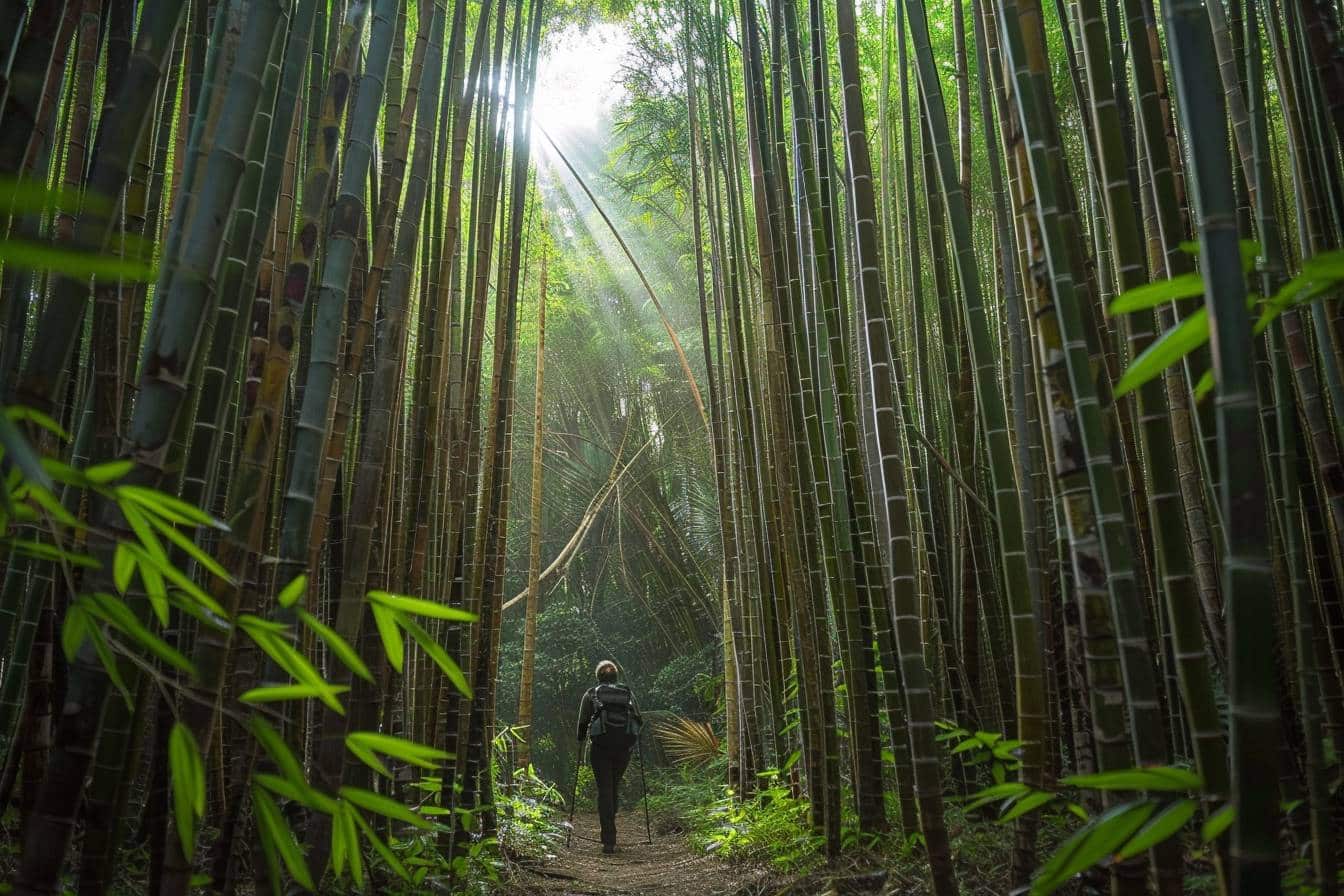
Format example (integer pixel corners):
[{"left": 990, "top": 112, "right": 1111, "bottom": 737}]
[{"left": 498, "top": 812, "right": 777, "bottom": 896}]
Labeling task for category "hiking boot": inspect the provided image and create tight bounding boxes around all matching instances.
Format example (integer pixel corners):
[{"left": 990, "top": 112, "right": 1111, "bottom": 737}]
[{"left": 602, "top": 844, "right": 616, "bottom": 855}]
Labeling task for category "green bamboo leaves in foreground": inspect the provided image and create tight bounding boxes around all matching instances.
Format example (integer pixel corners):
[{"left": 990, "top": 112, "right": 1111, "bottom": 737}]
[
  {"left": 1111, "top": 243, "right": 1344, "bottom": 401},
  {"left": 0, "top": 425, "right": 477, "bottom": 889}
]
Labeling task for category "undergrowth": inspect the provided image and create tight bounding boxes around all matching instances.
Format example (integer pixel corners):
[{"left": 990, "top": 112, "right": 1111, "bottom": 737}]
[
  {"left": 648, "top": 754, "right": 1088, "bottom": 894},
  {"left": 688, "top": 764, "right": 826, "bottom": 874},
  {"left": 338, "top": 760, "right": 567, "bottom": 896},
  {"left": 636, "top": 746, "right": 1174, "bottom": 894}
]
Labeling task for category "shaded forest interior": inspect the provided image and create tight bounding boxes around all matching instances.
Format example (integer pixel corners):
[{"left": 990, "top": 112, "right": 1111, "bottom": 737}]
[{"left": 2, "top": 0, "right": 1344, "bottom": 892}]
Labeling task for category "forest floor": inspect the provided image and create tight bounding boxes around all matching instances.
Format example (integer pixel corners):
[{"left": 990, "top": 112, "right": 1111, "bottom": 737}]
[
  {"left": 495, "top": 812, "right": 784, "bottom": 896},
  {"left": 491, "top": 810, "right": 977, "bottom": 896}
]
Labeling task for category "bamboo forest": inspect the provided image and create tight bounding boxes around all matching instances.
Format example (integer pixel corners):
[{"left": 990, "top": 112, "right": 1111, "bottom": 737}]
[{"left": 3, "top": 0, "right": 1344, "bottom": 890}]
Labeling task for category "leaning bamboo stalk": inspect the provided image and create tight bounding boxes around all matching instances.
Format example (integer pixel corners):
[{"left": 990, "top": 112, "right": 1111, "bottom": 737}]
[{"left": 538, "top": 126, "right": 710, "bottom": 434}]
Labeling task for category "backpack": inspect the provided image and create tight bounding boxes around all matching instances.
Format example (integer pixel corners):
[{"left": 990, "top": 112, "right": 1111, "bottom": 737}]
[{"left": 587, "top": 684, "right": 641, "bottom": 748}]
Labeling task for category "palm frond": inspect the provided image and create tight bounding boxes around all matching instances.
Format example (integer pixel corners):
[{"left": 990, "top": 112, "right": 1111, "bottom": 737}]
[{"left": 655, "top": 715, "right": 721, "bottom": 767}]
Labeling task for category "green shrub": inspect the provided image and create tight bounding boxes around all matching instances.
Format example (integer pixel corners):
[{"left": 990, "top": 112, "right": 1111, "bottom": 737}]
[
  {"left": 573, "top": 764, "right": 597, "bottom": 811},
  {"left": 688, "top": 769, "right": 824, "bottom": 874},
  {"left": 643, "top": 757, "right": 725, "bottom": 834},
  {"left": 496, "top": 763, "right": 567, "bottom": 859}
]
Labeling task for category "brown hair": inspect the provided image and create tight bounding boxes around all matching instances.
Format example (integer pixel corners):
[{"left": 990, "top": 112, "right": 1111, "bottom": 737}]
[{"left": 595, "top": 660, "right": 619, "bottom": 683}]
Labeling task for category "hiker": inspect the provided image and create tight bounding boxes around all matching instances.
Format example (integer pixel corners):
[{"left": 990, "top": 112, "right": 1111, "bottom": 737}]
[{"left": 575, "top": 660, "right": 643, "bottom": 853}]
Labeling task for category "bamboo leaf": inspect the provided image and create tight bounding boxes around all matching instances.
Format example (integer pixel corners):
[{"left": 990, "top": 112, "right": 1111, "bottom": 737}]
[
  {"left": 27, "top": 484, "right": 84, "bottom": 529},
  {"left": 0, "top": 239, "right": 155, "bottom": 282},
  {"left": 9, "top": 538, "right": 98, "bottom": 567},
  {"left": 1193, "top": 369, "right": 1215, "bottom": 402},
  {"left": 39, "top": 457, "right": 91, "bottom": 488},
  {"left": 951, "top": 738, "right": 983, "bottom": 755},
  {"left": 5, "top": 405, "right": 71, "bottom": 442},
  {"left": 240, "top": 683, "right": 349, "bottom": 706},
  {"left": 339, "top": 786, "right": 431, "bottom": 830},
  {"left": 1060, "top": 766, "right": 1201, "bottom": 792},
  {"left": 252, "top": 773, "right": 300, "bottom": 801},
  {"left": 368, "top": 589, "right": 477, "bottom": 622},
  {"left": 1238, "top": 240, "right": 1261, "bottom": 272},
  {"left": 0, "top": 413, "right": 52, "bottom": 492},
  {"left": 1113, "top": 308, "right": 1209, "bottom": 398},
  {"left": 252, "top": 785, "right": 314, "bottom": 891},
  {"left": 1031, "top": 801, "right": 1157, "bottom": 894},
  {"left": 1114, "top": 799, "right": 1197, "bottom": 860},
  {"left": 84, "top": 459, "right": 135, "bottom": 484},
  {"left": 85, "top": 623, "right": 132, "bottom": 708},
  {"left": 340, "top": 803, "right": 364, "bottom": 888},
  {"left": 348, "top": 804, "right": 411, "bottom": 880},
  {"left": 114, "top": 543, "right": 135, "bottom": 593},
  {"left": 238, "top": 623, "right": 345, "bottom": 713},
  {"left": 249, "top": 717, "right": 308, "bottom": 787},
  {"left": 237, "top": 614, "right": 292, "bottom": 634},
  {"left": 118, "top": 484, "right": 227, "bottom": 530},
  {"left": 297, "top": 609, "right": 372, "bottom": 682},
  {"left": 85, "top": 593, "right": 195, "bottom": 675},
  {"left": 999, "top": 790, "right": 1056, "bottom": 822},
  {"left": 164, "top": 589, "right": 226, "bottom": 632},
  {"left": 146, "top": 554, "right": 222, "bottom": 617},
  {"left": 253, "top": 773, "right": 338, "bottom": 816},
  {"left": 965, "top": 782, "right": 1009, "bottom": 811},
  {"left": 1300, "top": 249, "right": 1344, "bottom": 279},
  {"left": 1200, "top": 804, "right": 1235, "bottom": 842},
  {"left": 963, "top": 782, "right": 1030, "bottom": 813},
  {"left": 1108, "top": 272, "right": 1207, "bottom": 315},
  {"left": 0, "top": 176, "right": 114, "bottom": 217},
  {"left": 331, "top": 801, "right": 348, "bottom": 878},
  {"left": 169, "top": 722, "right": 205, "bottom": 861},
  {"left": 346, "top": 731, "right": 451, "bottom": 769},
  {"left": 345, "top": 738, "right": 392, "bottom": 780},
  {"left": 144, "top": 513, "right": 234, "bottom": 584},
  {"left": 62, "top": 603, "right": 91, "bottom": 661},
  {"left": 255, "top": 816, "right": 282, "bottom": 896},
  {"left": 140, "top": 562, "right": 170, "bottom": 626},
  {"left": 1266, "top": 272, "right": 1328, "bottom": 312},
  {"left": 277, "top": 574, "right": 307, "bottom": 608},
  {"left": 370, "top": 603, "right": 405, "bottom": 673},
  {"left": 121, "top": 501, "right": 167, "bottom": 564},
  {"left": 400, "top": 615, "right": 472, "bottom": 697}
]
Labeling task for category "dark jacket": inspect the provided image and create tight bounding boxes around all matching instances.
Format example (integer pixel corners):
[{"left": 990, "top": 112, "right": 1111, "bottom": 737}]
[{"left": 576, "top": 683, "right": 642, "bottom": 742}]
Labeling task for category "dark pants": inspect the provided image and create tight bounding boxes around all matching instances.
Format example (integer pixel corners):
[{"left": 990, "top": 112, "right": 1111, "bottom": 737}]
[{"left": 589, "top": 742, "right": 632, "bottom": 846}]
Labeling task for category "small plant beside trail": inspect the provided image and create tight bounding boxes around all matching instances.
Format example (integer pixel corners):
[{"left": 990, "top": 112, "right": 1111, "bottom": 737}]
[
  {"left": 695, "top": 770, "right": 822, "bottom": 873},
  {"left": 493, "top": 728, "right": 569, "bottom": 860}
]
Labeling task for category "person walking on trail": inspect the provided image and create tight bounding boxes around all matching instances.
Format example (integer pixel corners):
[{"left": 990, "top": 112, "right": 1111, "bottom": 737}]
[{"left": 576, "top": 660, "right": 643, "bottom": 854}]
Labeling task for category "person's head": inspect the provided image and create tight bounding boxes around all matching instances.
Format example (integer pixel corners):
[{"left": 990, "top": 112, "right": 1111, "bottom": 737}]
[{"left": 595, "top": 660, "right": 619, "bottom": 684}]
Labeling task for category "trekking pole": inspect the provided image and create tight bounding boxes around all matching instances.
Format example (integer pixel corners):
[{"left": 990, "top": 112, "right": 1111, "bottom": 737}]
[
  {"left": 637, "top": 732, "right": 652, "bottom": 844},
  {"left": 567, "top": 740, "right": 582, "bottom": 848}
]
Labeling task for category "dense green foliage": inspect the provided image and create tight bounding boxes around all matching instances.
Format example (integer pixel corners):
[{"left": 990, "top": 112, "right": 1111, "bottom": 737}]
[{"left": 3, "top": 0, "right": 1344, "bottom": 892}]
